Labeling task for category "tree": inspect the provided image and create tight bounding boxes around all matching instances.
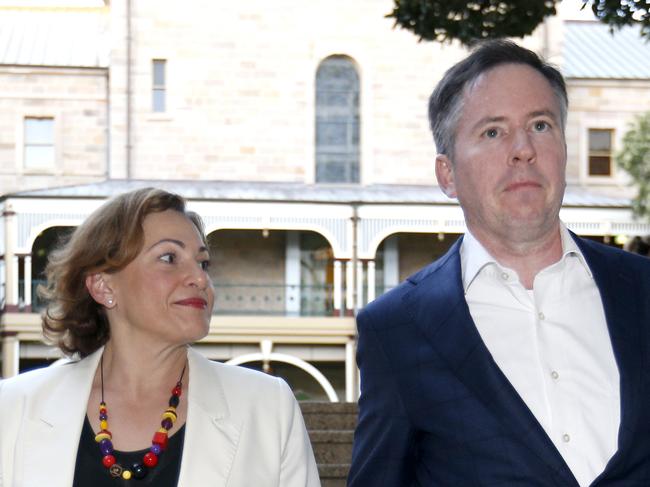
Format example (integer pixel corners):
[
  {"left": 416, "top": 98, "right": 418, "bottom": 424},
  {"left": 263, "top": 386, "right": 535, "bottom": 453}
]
[
  {"left": 388, "top": 0, "right": 650, "bottom": 46},
  {"left": 617, "top": 112, "right": 650, "bottom": 219}
]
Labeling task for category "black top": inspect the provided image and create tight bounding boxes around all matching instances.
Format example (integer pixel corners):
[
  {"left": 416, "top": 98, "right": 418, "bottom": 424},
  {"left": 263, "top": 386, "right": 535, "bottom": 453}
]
[{"left": 73, "top": 415, "right": 185, "bottom": 487}]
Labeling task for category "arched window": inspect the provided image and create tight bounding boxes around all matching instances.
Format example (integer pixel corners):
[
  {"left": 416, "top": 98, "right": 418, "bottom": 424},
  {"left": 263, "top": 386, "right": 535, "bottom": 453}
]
[{"left": 315, "top": 56, "right": 360, "bottom": 183}]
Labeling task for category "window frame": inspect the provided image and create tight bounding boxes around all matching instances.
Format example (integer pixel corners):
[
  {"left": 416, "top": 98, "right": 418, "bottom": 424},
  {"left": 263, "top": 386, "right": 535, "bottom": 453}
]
[
  {"left": 17, "top": 114, "right": 60, "bottom": 174},
  {"left": 152, "top": 58, "right": 167, "bottom": 113},
  {"left": 315, "top": 55, "right": 361, "bottom": 184},
  {"left": 587, "top": 127, "right": 615, "bottom": 178}
]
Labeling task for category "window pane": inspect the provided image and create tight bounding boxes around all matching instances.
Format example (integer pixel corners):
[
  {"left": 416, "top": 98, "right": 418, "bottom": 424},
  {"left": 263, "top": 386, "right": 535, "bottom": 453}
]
[
  {"left": 588, "top": 128, "right": 613, "bottom": 176},
  {"left": 316, "top": 58, "right": 359, "bottom": 91},
  {"left": 589, "top": 129, "right": 612, "bottom": 151},
  {"left": 153, "top": 88, "right": 166, "bottom": 112},
  {"left": 315, "top": 56, "right": 360, "bottom": 183},
  {"left": 24, "top": 146, "right": 55, "bottom": 169},
  {"left": 25, "top": 118, "right": 54, "bottom": 144},
  {"left": 316, "top": 121, "right": 348, "bottom": 147},
  {"left": 317, "top": 91, "right": 352, "bottom": 108},
  {"left": 589, "top": 156, "right": 611, "bottom": 176},
  {"left": 316, "top": 153, "right": 359, "bottom": 183},
  {"left": 153, "top": 59, "right": 166, "bottom": 86}
]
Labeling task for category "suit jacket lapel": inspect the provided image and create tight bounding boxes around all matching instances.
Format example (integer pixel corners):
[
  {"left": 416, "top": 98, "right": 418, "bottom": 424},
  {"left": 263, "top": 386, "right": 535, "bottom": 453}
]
[
  {"left": 574, "top": 237, "right": 644, "bottom": 479},
  {"left": 403, "top": 240, "right": 578, "bottom": 485},
  {"left": 177, "top": 347, "right": 241, "bottom": 487},
  {"left": 17, "top": 346, "right": 242, "bottom": 487},
  {"left": 20, "top": 348, "right": 102, "bottom": 487}
]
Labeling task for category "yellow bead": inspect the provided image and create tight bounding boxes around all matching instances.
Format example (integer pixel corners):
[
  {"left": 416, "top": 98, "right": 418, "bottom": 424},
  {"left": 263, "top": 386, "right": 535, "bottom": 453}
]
[
  {"left": 95, "top": 432, "right": 112, "bottom": 442},
  {"left": 161, "top": 411, "right": 177, "bottom": 421},
  {"left": 158, "top": 427, "right": 167, "bottom": 433},
  {"left": 100, "top": 420, "right": 108, "bottom": 430},
  {"left": 122, "top": 470, "right": 132, "bottom": 480}
]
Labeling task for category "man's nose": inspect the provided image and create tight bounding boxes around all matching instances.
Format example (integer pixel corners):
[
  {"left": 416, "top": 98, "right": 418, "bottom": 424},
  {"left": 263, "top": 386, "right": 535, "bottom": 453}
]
[{"left": 509, "top": 130, "right": 536, "bottom": 166}]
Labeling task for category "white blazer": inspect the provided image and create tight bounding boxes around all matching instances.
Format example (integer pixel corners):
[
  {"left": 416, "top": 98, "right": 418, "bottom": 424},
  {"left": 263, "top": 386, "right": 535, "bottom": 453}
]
[{"left": 0, "top": 347, "right": 320, "bottom": 487}]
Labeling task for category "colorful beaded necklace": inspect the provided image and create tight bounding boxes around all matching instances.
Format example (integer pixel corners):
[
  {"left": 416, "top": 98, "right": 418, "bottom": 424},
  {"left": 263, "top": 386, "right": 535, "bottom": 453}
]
[{"left": 94, "top": 356, "right": 187, "bottom": 481}]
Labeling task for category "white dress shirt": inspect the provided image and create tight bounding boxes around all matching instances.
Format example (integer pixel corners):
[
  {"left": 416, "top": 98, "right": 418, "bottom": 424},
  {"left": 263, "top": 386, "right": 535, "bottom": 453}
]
[{"left": 460, "top": 224, "right": 620, "bottom": 487}]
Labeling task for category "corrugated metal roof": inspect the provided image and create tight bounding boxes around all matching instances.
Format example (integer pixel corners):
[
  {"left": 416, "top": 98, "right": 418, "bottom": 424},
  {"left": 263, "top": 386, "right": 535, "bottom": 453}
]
[
  {"left": 3, "top": 179, "right": 632, "bottom": 208},
  {"left": 563, "top": 21, "right": 650, "bottom": 79},
  {"left": 0, "top": 7, "right": 108, "bottom": 68}
]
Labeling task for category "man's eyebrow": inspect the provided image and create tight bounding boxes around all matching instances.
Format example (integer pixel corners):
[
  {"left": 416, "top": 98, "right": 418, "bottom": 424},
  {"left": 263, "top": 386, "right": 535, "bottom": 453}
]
[
  {"left": 471, "top": 116, "right": 506, "bottom": 132},
  {"left": 528, "top": 109, "right": 558, "bottom": 120}
]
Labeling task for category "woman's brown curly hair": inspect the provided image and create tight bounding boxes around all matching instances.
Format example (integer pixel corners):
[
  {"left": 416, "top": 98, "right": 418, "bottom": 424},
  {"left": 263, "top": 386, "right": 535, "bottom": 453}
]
[{"left": 40, "top": 187, "right": 205, "bottom": 357}]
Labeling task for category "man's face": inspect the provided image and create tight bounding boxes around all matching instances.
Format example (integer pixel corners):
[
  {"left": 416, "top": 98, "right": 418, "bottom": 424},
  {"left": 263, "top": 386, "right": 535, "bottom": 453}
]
[{"left": 436, "top": 63, "right": 567, "bottom": 247}]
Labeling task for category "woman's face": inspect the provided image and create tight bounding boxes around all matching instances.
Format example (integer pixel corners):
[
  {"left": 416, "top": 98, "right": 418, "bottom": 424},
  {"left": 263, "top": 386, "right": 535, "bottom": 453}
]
[{"left": 106, "top": 210, "right": 214, "bottom": 346}]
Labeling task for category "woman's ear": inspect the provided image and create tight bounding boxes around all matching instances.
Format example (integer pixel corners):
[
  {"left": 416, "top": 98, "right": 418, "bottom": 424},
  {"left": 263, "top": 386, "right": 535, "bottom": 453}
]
[
  {"left": 85, "top": 273, "right": 115, "bottom": 308},
  {"left": 435, "top": 154, "right": 457, "bottom": 198}
]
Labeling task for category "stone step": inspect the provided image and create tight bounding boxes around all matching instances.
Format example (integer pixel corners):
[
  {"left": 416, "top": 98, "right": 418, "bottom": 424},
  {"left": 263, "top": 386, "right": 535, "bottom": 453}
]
[
  {"left": 300, "top": 401, "right": 358, "bottom": 430},
  {"left": 318, "top": 464, "right": 350, "bottom": 487},
  {"left": 308, "top": 430, "right": 354, "bottom": 465},
  {"left": 299, "top": 402, "right": 356, "bottom": 485}
]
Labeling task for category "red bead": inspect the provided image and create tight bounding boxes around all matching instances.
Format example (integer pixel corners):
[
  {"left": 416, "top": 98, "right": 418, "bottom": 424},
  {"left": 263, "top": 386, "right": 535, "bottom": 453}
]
[
  {"left": 102, "top": 454, "right": 116, "bottom": 468},
  {"left": 143, "top": 452, "right": 158, "bottom": 467},
  {"left": 172, "top": 385, "right": 182, "bottom": 397},
  {"left": 152, "top": 431, "right": 168, "bottom": 450}
]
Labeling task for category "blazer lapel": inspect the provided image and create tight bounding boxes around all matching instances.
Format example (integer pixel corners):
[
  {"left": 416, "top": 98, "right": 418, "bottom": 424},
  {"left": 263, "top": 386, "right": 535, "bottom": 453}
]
[
  {"left": 403, "top": 241, "right": 578, "bottom": 485},
  {"left": 575, "top": 238, "right": 644, "bottom": 480},
  {"left": 177, "top": 348, "right": 242, "bottom": 487},
  {"left": 20, "top": 348, "right": 102, "bottom": 487}
]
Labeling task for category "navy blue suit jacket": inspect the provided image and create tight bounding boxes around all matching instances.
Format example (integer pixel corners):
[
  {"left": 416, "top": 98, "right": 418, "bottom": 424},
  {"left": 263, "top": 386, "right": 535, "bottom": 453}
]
[{"left": 348, "top": 235, "right": 650, "bottom": 486}]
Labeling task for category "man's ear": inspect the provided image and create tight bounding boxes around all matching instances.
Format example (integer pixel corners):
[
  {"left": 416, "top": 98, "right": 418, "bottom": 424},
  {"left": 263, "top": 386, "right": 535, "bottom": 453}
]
[
  {"left": 435, "top": 154, "right": 457, "bottom": 198},
  {"left": 85, "top": 273, "right": 115, "bottom": 308}
]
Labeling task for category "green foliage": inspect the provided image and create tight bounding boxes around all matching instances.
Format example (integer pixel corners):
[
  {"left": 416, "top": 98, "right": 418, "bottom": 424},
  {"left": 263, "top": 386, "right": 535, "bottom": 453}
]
[
  {"left": 588, "top": 0, "right": 650, "bottom": 39},
  {"left": 387, "top": 0, "right": 650, "bottom": 46},
  {"left": 617, "top": 112, "right": 650, "bottom": 218},
  {"left": 386, "top": 0, "right": 559, "bottom": 45}
]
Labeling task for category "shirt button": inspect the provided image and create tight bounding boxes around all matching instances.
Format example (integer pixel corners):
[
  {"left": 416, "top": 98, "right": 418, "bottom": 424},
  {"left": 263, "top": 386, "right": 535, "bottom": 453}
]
[
  {"left": 501, "top": 272, "right": 509, "bottom": 280},
  {"left": 551, "top": 370, "right": 559, "bottom": 380},
  {"left": 538, "top": 311, "right": 545, "bottom": 320},
  {"left": 562, "top": 433, "right": 570, "bottom": 443}
]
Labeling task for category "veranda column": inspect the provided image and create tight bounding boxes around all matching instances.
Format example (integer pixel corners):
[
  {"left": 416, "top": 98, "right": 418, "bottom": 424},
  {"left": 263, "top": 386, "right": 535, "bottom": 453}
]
[
  {"left": 345, "top": 339, "right": 357, "bottom": 402},
  {"left": 11, "top": 255, "right": 19, "bottom": 309},
  {"left": 356, "top": 260, "right": 364, "bottom": 310},
  {"left": 23, "top": 254, "right": 32, "bottom": 312},
  {"left": 3, "top": 207, "right": 17, "bottom": 311},
  {"left": 366, "top": 260, "right": 376, "bottom": 303},
  {"left": 333, "top": 260, "right": 343, "bottom": 316},
  {"left": 1, "top": 332, "right": 19, "bottom": 378},
  {"left": 285, "top": 231, "right": 300, "bottom": 316},
  {"left": 345, "top": 260, "right": 354, "bottom": 315}
]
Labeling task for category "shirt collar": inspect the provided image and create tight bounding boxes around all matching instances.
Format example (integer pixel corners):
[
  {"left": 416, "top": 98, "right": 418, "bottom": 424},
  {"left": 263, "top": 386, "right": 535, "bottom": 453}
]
[{"left": 460, "top": 222, "right": 592, "bottom": 292}]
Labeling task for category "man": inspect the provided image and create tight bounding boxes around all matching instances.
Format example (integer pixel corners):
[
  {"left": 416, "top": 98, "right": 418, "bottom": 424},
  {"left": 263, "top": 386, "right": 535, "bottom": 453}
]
[{"left": 348, "top": 40, "right": 650, "bottom": 486}]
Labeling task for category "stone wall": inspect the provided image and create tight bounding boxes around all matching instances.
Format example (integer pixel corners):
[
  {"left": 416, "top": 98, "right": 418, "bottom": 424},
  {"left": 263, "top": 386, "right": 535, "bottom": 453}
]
[
  {"left": 208, "top": 229, "right": 286, "bottom": 313},
  {"left": 0, "top": 67, "right": 108, "bottom": 196},
  {"left": 566, "top": 79, "right": 650, "bottom": 194},
  {"left": 108, "top": 0, "right": 471, "bottom": 184}
]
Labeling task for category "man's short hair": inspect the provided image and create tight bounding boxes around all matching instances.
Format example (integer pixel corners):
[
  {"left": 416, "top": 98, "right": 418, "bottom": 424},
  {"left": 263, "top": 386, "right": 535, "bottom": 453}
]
[{"left": 428, "top": 39, "right": 568, "bottom": 158}]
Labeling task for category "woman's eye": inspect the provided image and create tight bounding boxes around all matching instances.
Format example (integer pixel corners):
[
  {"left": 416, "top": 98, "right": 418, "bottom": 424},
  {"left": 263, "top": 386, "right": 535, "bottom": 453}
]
[
  {"left": 484, "top": 128, "right": 499, "bottom": 138},
  {"left": 200, "top": 260, "right": 210, "bottom": 271},
  {"left": 160, "top": 253, "right": 176, "bottom": 264}
]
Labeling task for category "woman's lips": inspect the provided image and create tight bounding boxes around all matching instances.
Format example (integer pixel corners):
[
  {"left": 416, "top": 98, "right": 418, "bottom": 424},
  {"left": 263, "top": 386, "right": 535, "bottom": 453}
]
[{"left": 175, "top": 298, "right": 208, "bottom": 309}]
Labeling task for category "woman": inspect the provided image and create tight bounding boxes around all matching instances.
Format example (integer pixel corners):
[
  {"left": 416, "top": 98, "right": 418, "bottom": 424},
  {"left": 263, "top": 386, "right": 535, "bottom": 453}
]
[{"left": 0, "top": 188, "right": 320, "bottom": 486}]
